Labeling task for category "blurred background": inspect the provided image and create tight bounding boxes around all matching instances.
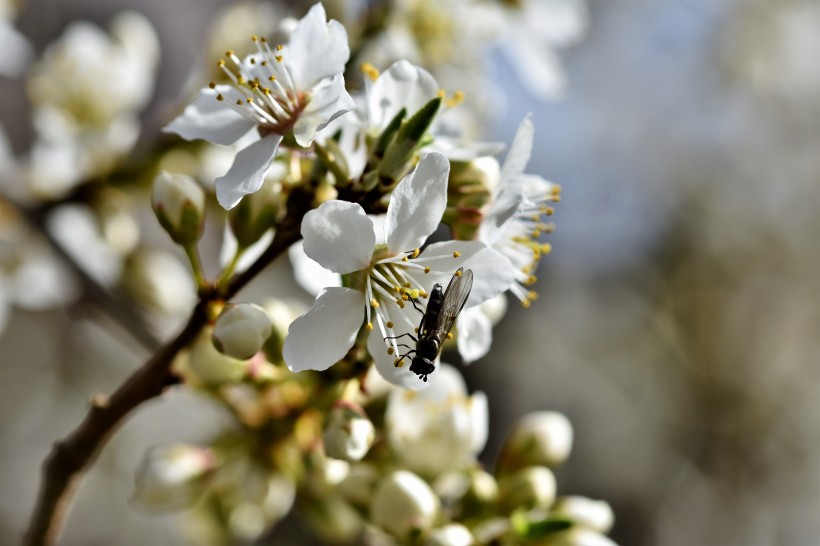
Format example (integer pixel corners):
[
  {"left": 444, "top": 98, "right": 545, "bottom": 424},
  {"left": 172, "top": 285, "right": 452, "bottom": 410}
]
[{"left": 1, "top": 1, "right": 819, "bottom": 545}]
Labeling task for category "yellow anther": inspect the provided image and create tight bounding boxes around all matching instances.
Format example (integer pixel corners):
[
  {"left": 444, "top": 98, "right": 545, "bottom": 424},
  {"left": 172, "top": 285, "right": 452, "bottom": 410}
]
[
  {"left": 551, "top": 184, "right": 562, "bottom": 196},
  {"left": 526, "top": 275, "right": 537, "bottom": 285},
  {"left": 544, "top": 223, "right": 556, "bottom": 233},
  {"left": 275, "top": 55, "right": 283, "bottom": 62},
  {"left": 225, "top": 50, "right": 235, "bottom": 57},
  {"left": 522, "top": 298, "right": 532, "bottom": 308},
  {"left": 263, "top": 88, "right": 271, "bottom": 95},
  {"left": 260, "top": 60, "right": 267, "bottom": 66},
  {"left": 208, "top": 81, "right": 216, "bottom": 89},
  {"left": 424, "top": 266, "right": 431, "bottom": 274},
  {"left": 217, "top": 59, "right": 226, "bottom": 67},
  {"left": 552, "top": 195, "right": 561, "bottom": 203},
  {"left": 268, "top": 75, "right": 276, "bottom": 81},
  {"left": 235, "top": 99, "right": 243, "bottom": 106},
  {"left": 414, "top": 327, "right": 419, "bottom": 333},
  {"left": 387, "top": 347, "right": 394, "bottom": 355},
  {"left": 531, "top": 214, "right": 541, "bottom": 222},
  {"left": 394, "top": 358, "right": 404, "bottom": 368},
  {"left": 420, "top": 290, "right": 428, "bottom": 298},
  {"left": 366, "top": 322, "right": 374, "bottom": 331},
  {"left": 276, "top": 44, "right": 283, "bottom": 51},
  {"left": 246, "top": 97, "right": 254, "bottom": 103},
  {"left": 445, "top": 90, "right": 465, "bottom": 108},
  {"left": 396, "top": 300, "right": 406, "bottom": 308},
  {"left": 402, "top": 255, "right": 409, "bottom": 262},
  {"left": 360, "top": 62, "right": 380, "bottom": 81},
  {"left": 412, "top": 248, "right": 420, "bottom": 258},
  {"left": 528, "top": 290, "right": 539, "bottom": 301},
  {"left": 398, "top": 286, "right": 406, "bottom": 295},
  {"left": 541, "top": 243, "right": 552, "bottom": 254},
  {"left": 237, "top": 76, "right": 247, "bottom": 84},
  {"left": 260, "top": 36, "right": 267, "bottom": 43},
  {"left": 386, "top": 321, "right": 394, "bottom": 329},
  {"left": 453, "top": 251, "right": 461, "bottom": 258},
  {"left": 250, "top": 35, "right": 258, "bottom": 42},
  {"left": 402, "top": 294, "right": 409, "bottom": 301},
  {"left": 447, "top": 332, "right": 453, "bottom": 340},
  {"left": 437, "top": 89, "right": 446, "bottom": 98},
  {"left": 522, "top": 265, "right": 532, "bottom": 274},
  {"left": 545, "top": 207, "right": 554, "bottom": 216},
  {"left": 455, "top": 269, "right": 463, "bottom": 277},
  {"left": 216, "top": 94, "right": 224, "bottom": 101},
  {"left": 250, "top": 58, "right": 256, "bottom": 65},
  {"left": 408, "top": 289, "right": 420, "bottom": 299},
  {"left": 370, "top": 298, "right": 379, "bottom": 308}
]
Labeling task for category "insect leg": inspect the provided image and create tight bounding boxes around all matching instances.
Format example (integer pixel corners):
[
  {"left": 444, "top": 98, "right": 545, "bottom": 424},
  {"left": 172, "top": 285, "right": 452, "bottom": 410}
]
[
  {"left": 383, "top": 332, "right": 418, "bottom": 343},
  {"left": 407, "top": 297, "right": 425, "bottom": 315}
]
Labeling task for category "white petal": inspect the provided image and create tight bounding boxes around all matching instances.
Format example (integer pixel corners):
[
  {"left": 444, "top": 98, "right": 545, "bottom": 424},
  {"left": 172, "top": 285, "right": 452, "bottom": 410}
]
[
  {"left": 0, "top": 21, "right": 33, "bottom": 78},
  {"left": 500, "top": 115, "right": 534, "bottom": 184},
  {"left": 288, "top": 240, "right": 342, "bottom": 296},
  {"left": 385, "top": 153, "right": 449, "bottom": 254},
  {"left": 282, "top": 287, "right": 363, "bottom": 372},
  {"left": 367, "top": 330, "right": 438, "bottom": 391},
  {"left": 418, "top": 241, "right": 515, "bottom": 307},
  {"left": 368, "top": 61, "right": 439, "bottom": 130},
  {"left": 469, "top": 391, "right": 489, "bottom": 453},
  {"left": 301, "top": 200, "right": 375, "bottom": 274},
  {"left": 504, "top": 35, "right": 566, "bottom": 101},
  {"left": 285, "top": 3, "right": 350, "bottom": 90},
  {"left": 456, "top": 307, "right": 493, "bottom": 364},
  {"left": 214, "top": 133, "right": 282, "bottom": 210},
  {"left": 163, "top": 86, "right": 256, "bottom": 146},
  {"left": 293, "top": 76, "right": 355, "bottom": 147},
  {"left": 479, "top": 186, "right": 524, "bottom": 246}
]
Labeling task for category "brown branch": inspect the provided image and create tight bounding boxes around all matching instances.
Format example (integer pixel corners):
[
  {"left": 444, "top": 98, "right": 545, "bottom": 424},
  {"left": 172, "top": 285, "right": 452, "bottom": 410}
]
[{"left": 23, "top": 203, "right": 305, "bottom": 546}]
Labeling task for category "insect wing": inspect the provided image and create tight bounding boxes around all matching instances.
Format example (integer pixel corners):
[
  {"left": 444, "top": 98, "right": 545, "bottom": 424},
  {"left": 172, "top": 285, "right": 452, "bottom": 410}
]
[{"left": 432, "top": 268, "right": 473, "bottom": 342}]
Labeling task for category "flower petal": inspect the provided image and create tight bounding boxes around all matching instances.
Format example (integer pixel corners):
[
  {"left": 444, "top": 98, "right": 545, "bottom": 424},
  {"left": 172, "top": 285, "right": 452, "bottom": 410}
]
[
  {"left": 456, "top": 307, "right": 493, "bottom": 364},
  {"left": 302, "top": 200, "right": 375, "bottom": 274},
  {"left": 368, "top": 330, "right": 438, "bottom": 391},
  {"left": 288, "top": 240, "right": 342, "bottom": 296},
  {"left": 285, "top": 3, "right": 350, "bottom": 90},
  {"left": 282, "top": 287, "right": 363, "bottom": 372},
  {"left": 214, "top": 133, "right": 282, "bottom": 210},
  {"left": 368, "top": 61, "right": 438, "bottom": 130},
  {"left": 293, "top": 75, "right": 355, "bottom": 147},
  {"left": 418, "top": 241, "right": 515, "bottom": 307},
  {"left": 163, "top": 86, "right": 256, "bottom": 146},
  {"left": 385, "top": 153, "right": 449, "bottom": 254},
  {"left": 478, "top": 186, "right": 524, "bottom": 246},
  {"left": 500, "top": 115, "right": 534, "bottom": 184}
]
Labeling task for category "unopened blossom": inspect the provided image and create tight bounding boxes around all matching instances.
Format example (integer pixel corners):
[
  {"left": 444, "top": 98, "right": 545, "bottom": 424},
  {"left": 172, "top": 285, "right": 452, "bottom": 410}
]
[
  {"left": 426, "top": 523, "right": 475, "bottom": 546},
  {"left": 165, "top": 3, "right": 354, "bottom": 209},
  {"left": 132, "top": 443, "right": 217, "bottom": 511},
  {"left": 370, "top": 470, "right": 438, "bottom": 538},
  {"left": 552, "top": 496, "right": 615, "bottom": 534},
  {"left": 497, "top": 411, "right": 574, "bottom": 472},
  {"left": 478, "top": 115, "right": 560, "bottom": 307},
  {"left": 212, "top": 303, "right": 273, "bottom": 359},
  {"left": 323, "top": 402, "right": 376, "bottom": 461},
  {"left": 151, "top": 171, "right": 206, "bottom": 246},
  {"left": 282, "top": 153, "right": 514, "bottom": 389},
  {"left": 386, "top": 364, "right": 488, "bottom": 477},
  {"left": 497, "top": 466, "right": 557, "bottom": 514}
]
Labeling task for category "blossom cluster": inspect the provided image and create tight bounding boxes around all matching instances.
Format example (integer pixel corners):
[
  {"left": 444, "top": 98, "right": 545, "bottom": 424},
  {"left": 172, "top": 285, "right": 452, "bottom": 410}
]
[{"left": 0, "top": 1, "right": 614, "bottom": 544}]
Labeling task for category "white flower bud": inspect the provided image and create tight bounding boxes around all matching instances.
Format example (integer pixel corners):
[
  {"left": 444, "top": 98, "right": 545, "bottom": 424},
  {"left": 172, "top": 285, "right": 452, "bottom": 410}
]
[
  {"left": 186, "top": 328, "right": 250, "bottom": 385},
  {"left": 552, "top": 496, "right": 615, "bottom": 534},
  {"left": 370, "top": 470, "right": 439, "bottom": 538},
  {"left": 122, "top": 247, "right": 196, "bottom": 314},
  {"left": 212, "top": 303, "right": 273, "bottom": 359},
  {"left": 336, "top": 462, "right": 380, "bottom": 506},
  {"left": 132, "top": 443, "right": 216, "bottom": 511},
  {"left": 498, "top": 466, "right": 557, "bottom": 514},
  {"left": 426, "top": 523, "right": 475, "bottom": 546},
  {"left": 151, "top": 171, "right": 205, "bottom": 245},
  {"left": 323, "top": 402, "right": 375, "bottom": 462},
  {"left": 497, "top": 412, "right": 574, "bottom": 473}
]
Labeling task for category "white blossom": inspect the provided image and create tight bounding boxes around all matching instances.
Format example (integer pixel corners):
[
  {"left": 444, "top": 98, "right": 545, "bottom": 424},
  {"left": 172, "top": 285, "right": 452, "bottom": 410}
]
[
  {"left": 282, "top": 153, "right": 514, "bottom": 389},
  {"left": 370, "top": 470, "right": 439, "bottom": 538},
  {"left": 165, "top": 3, "right": 355, "bottom": 209},
  {"left": 212, "top": 303, "right": 274, "bottom": 359},
  {"left": 386, "top": 364, "right": 488, "bottom": 477}
]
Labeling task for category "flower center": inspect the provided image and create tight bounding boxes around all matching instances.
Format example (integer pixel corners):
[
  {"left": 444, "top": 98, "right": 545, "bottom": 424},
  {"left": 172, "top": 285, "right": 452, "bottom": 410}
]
[{"left": 211, "top": 38, "right": 308, "bottom": 135}]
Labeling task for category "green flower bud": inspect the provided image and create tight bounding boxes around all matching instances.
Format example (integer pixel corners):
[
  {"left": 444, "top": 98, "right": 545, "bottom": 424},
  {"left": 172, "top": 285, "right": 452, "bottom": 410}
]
[
  {"left": 323, "top": 402, "right": 375, "bottom": 462},
  {"left": 497, "top": 412, "right": 574, "bottom": 474},
  {"left": 498, "top": 466, "right": 557, "bottom": 514},
  {"left": 151, "top": 171, "right": 205, "bottom": 245},
  {"left": 132, "top": 443, "right": 216, "bottom": 512},
  {"left": 212, "top": 303, "right": 273, "bottom": 359},
  {"left": 378, "top": 97, "right": 441, "bottom": 182},
  {"left": 371, "top": 470, "right": 439, "bottom": 538}
]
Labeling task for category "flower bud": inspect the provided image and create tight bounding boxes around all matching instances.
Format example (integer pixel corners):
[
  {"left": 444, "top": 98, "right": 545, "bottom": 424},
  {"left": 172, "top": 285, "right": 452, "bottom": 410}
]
[
  {"left": 498, "top": 466, "right": 557, "bottom": 514},
  {"left": 371, "top": 470, "right": 439, "bottom": 538},
  {"left": 497, "top": 412, "right": 573, "bottom": 474},
  {"left": 212, "top": 303, "right": 273, "bottom": 359},
  {"left": 551, "top": 496, "right": 615, "bottom": 534},
  {"left": 323, "top": 402, "right": 375, "bottom": 462},
  {"left": 151, "top": 171, "right": 205, "bottom": 245},
  {"left": 379, "top": 97, "right": 441, "bottom": 182},
  {"left": 122, "top": 247, "right": 196, "bottom": 314},
  {"left": 186, "top": 328, "right": 250, "bottom": 385},
  {"left": 228, "top": 176, "right": 282, "bottom": 248},
  {"left": 336, "top": 462, "right": 380, "bottom": 506},
  {"left": 444, "top": 157, "right": 499, "bottom": 240},
  {"left": 426, "top": 523, "right": 475, "bottom": 546},
  {"left": 536, "top": 528, "right": 618, "bottom": 546},
  {"left": 132, "top": 443, "right": 216, "bottom": 511}
]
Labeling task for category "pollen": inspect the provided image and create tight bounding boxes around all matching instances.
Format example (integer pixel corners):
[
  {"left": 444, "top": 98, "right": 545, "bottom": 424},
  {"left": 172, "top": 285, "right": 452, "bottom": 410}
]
[
  {"left": 366, "top": 322, "right": 374, "bottom": 331},
  {"left": 453, "top": 251, "right": 461, "bottom": 258},
  {"left": 225, "top": 50, "right": 235, "bottom": 57},
  {"left": 217, "top": 59, "right": 226, "bottom": 68},
  {"left": 446, "top": 332, "right": 453, "bottom": 340},
  {"left": 408, "top": 289, "right": 420, "bottom": 299},
  {"left": 424, "top": 266, "right": 431, "bottom": 274},
  {"left": 216, "top": 94, "right": 224, "bottom": 101},
  {"left": 455, "top": 269, "right": 463, "bottom": 277},
  {"left": 208, "top": 81, "right": 216, "bottom": 89},
  {"left": 541, "top": 243, "right": 552, "bottom": 254},
  {"left": 276, "top": 44, "right": 283, "bottom": 51},
  {"left": 360, "top": 62, "right": 380, "bottom": 81},
  {"left": 387, "top": 347, "right": 394, "bottom": 355},
  {"left": 275, "top": 55, "right": 283, "bottom": 62},
  {"left": 412, "top": 248, "right": 420, "bottom": 258},
  {"left": 386, "top": 321, "right": 394, "bottom": 329},
  {"left": 437, "top": 89, "right": 446, "bottom": 98},
  {"left": 394, "top": 358, "right": 404, "bottom": 368},
  {"left": 250, "top": 35, "right": 259, "bottom": 42},
  {"left": 370, "top": 298, "right": 379, "bottom": 308},
  {"left": 402, "top": 255, "right": 409, "bottom": 262},
  {"left": 545, "top": 207, "right": 555, "bottom": 216}
]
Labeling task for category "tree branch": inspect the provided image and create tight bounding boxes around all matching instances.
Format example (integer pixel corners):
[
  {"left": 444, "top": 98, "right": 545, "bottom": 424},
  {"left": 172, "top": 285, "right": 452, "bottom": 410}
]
[{"left": 23, "top": 202, "right": 305, "bottom": 546}]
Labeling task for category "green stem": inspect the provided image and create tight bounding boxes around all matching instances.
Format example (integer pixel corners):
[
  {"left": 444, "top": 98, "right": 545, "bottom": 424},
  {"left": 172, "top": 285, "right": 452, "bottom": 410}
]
[
  {"left": 183, "top": 242, "right": 208, "bottom": 291},
  {"left": 216, "top": 246, "right": 246, "bottom": 290}
]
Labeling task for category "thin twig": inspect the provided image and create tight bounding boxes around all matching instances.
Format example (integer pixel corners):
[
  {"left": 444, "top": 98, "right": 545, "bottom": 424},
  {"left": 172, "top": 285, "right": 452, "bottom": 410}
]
[{"left": 23, "top": 202, "right": 305, "bottom": 546}]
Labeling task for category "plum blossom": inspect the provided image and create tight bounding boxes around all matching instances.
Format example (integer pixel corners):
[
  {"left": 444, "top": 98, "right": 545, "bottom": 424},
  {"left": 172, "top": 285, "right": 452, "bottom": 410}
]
[
  {"left": 478, "top": 115, "right": 560, "bottom": 306},
  {"left": 282, "top": 153, "right": 513, "bottom": 389},
  {"left": 165, "top": 3, "right": 355, "bottom": 209}
]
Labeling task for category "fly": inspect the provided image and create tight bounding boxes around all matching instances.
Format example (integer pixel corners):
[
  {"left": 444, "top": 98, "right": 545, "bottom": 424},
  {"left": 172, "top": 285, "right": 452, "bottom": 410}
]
[{"left": 386, "top": 268, "right": 474, "bottom": 382}]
